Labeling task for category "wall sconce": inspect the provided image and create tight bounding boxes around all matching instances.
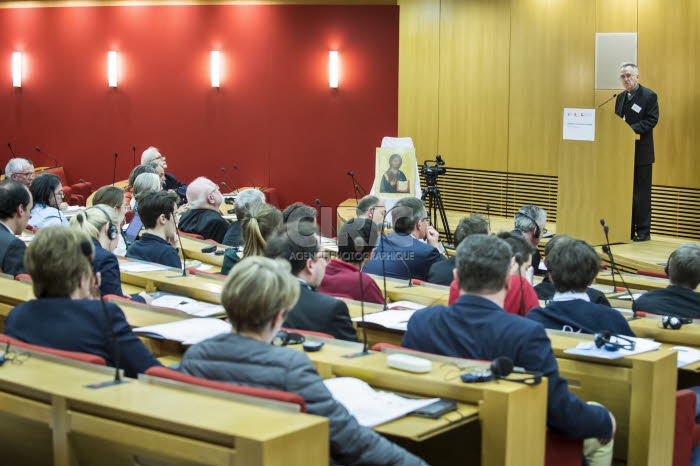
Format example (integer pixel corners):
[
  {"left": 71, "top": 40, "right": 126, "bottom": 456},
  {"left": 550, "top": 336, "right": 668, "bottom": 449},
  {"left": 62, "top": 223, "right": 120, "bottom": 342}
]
[
  {"left": 12, "top": 52, "right": 22, "bottom": 88},
  {"left": 211, "top": 50, "right": 220, "bottom": 88},
  {"left": 329, "top": 50, "right": 339, "bottom": 88},
  {"left": 108, "top": 51, "right": 117, "bottom": 87}
]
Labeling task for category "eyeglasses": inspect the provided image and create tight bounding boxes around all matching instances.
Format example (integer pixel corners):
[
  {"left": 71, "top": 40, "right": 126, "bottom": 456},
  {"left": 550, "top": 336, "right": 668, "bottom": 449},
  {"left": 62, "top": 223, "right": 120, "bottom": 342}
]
[
  {"left": 422, "top": 217, "right": 432, "bottom": 226},
  {"left": 207, "top": 186, "right": 220, "bottom": 197},
  {"left": 15, "top": 172, "right": 35, "bottom": 178}
]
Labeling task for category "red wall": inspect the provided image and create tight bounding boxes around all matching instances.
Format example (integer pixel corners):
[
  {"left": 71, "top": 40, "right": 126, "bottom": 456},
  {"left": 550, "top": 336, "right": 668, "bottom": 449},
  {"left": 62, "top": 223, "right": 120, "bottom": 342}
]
[{"left": 1, "top": 4, "right": 398, "bottom": 228}]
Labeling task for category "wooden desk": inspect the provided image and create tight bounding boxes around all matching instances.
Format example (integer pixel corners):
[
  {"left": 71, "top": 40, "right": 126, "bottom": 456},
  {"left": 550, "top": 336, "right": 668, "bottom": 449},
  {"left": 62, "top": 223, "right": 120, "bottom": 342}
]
[
  {"left": 179, "top": 234, "right": 233, "bottom": 268},
  {"left": 368, "top": 275, "right": 450, "bottom": 306},
  {"left": 86, "top": 179, "right": 129, "bottom": 207},
  {"left": 0, "top": 351, "right": 328, "bottom": 466}
]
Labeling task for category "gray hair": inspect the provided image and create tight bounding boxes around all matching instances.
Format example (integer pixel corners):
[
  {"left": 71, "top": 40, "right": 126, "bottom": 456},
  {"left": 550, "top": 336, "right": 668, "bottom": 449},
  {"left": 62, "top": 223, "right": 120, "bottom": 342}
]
[
  {"left": 356, "top": 195, "right": 380, "bottom": 217},
  {"left": 5, "top": 158, "right": 33, "bottom": 178},
  {"left": 456, "top": 235, "right": 512, "bottom": 295},
  {"left": 132, "top": 173, "right": 162, "bottom": 203},
  {"left": 454, "top": 215, "right": 489, "bottom": 247},
  {"left": 235, "top": 188, "right": 266, "bottom": 219},
  {"left": 620, "top": 62, "right": 639, "bottom": 75},
  {"left": 668, "top": 244, "right": 700, "bottom": 289},
  {"left": 514, "top": 205, "right": 546, "bottom": 234},
  {"left": 392, "top": 197, "right": 426, "bottom": 234},
  {"left": 141, "top": 146, "right": 161, "bottom": 164}
]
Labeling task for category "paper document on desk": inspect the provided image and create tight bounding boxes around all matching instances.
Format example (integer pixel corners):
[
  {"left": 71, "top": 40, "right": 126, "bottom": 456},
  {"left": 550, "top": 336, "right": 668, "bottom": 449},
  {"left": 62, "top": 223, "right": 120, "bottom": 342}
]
[
  {"left": 564, "top": 336, "right": 661, "bottom": 360},
  {"left": 134, "top": 318, "right": 231, "bottom": 345},
  {"left": 119, "top": 262, "right": 170, "bottom": 273},
  {"left": 324, "top": 377, "right": 439, "bottom": 427},
  {"left": 670, "top": 347, "right": 700, "bottom": 368},
  {"left": 352, "top": 309, "right": 419, "bottom": 331},
  {"left": 150, "top": 295, "right": 225, "bottom": 317}
]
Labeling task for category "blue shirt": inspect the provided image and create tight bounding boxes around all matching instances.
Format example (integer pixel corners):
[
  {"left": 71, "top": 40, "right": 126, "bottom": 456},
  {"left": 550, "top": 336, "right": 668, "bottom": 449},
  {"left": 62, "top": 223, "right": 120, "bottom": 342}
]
[{"left": 28, "top": 204, "right": 69, "bottom": 229}]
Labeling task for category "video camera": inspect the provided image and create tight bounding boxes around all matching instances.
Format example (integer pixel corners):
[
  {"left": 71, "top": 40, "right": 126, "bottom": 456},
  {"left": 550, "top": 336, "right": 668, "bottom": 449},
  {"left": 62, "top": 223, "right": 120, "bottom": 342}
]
[{"left": 421, "top": 155, "right": 446, "bottom": 186}]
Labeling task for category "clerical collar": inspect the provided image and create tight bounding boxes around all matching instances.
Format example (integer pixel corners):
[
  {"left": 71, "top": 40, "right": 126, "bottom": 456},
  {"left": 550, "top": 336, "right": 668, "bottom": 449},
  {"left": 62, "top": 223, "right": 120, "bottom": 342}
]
[
  {"left": 627, "top": 83, "right": 640, "bottom": 99},
  {"left": 552, "top": 291, "right": 590, "bottom": 302}
]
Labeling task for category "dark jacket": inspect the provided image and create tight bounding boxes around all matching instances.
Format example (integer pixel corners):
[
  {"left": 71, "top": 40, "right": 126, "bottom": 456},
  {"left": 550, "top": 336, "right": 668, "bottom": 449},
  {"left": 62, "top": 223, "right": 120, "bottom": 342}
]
[
  {"left": 363, "top": 232, "right": 445, "bottom": 282},
  {"left": 221, "top": 220, "right": 243, "bottom": 247},
  {"left": 427, "top": 256, "right": 456, "bottom": 286},
  {"left": 0, "top": 224, "right": 27, "bottom": 276},
  {"left": 402, "top": 294, "right": 613, "bottom": 440},
  {"left": 5, "top": 297, "right": 161, "bottom": 377},
  {"left": 615, "top": 84, "right": 659, "bottom": 166},
  {"left": 180, "top": 333, "right": 426, "bottom": 466},
  {"left": 635, "top": 286, "right": 700, "bottom": 319},
  {"left": 126, "top": 232, "right": 181, "bottom": 269},
  {"left": 177, "top": 209, "right": 229, "bottom": 244},
  {"left": 284, "top": 282, "right": 358, "bottom": 342},
  {"left": 527, "top": 299, "right": 635, "bottom": 336},
  {"left": 91, "top": 238, "right": 144, "bottom": 303},
  {"left": 534, "top": 276, "right": 611, "bottom": 307}
]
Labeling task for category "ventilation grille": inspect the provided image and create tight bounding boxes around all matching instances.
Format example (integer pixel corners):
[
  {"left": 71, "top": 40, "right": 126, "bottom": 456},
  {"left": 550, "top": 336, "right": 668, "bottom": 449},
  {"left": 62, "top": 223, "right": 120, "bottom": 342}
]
[{"left": 652, "top": 185, "right": 700, "bottom": 240}]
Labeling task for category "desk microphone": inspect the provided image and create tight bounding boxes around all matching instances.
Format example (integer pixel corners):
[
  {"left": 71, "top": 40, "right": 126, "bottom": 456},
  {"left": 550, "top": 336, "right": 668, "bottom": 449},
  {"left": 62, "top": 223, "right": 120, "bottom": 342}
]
[
  {"left": 132, "top": 145, "right": 137, "bottom": 168},
  {"left": 377, "top": 204, "right": 412, "bottom": 310},
  {"left": 7, "top": 142, "right": 17, "bottom": 157},
  {"left": 315, "top": 198, "right": 337, "bottom": 238},
  {"left": 233, "top": 164, "right": 256, "bottom": 189},
  {"left": 346, "top": 171, "right": 359, "bottom": 203},
  {"left": 220, "top": 168, "right": 238, "bottom": 192},
  {"left": 600, "top": 219, "right": 637, "bottom": 317},
  {"left": 485, "top": 203, "right": 491, "bottom": 230},
  {"left": 598, "top": 93, "right": 617, "bottom": 109},
  {"left": 35, "top": 146, "right": 59, "bottom": 167},
  {"left": 174, "top": 218, "right": 188, "bottom": 277},
  {"left": 112, "top": 152, "right": 118, "bottom": 186},
  {"left": 347, "top": 171, "right": 368, "bottom": 196},
  {"left": 78, "top": 178, "right": 85, "bottom": 184}
]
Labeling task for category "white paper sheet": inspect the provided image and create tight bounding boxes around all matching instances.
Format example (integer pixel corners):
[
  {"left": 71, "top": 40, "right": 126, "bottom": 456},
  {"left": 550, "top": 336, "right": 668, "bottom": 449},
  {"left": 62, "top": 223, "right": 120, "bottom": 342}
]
[
  {"left": 150, "top": 295, "right": 225, "bottom": 317},
  {"left": 564, "top": 336, "right": 661, "bottom": 360},
  {"left": 670, "top": 346, "right": 700, "bottom": 368},
  {"left": 119, "top": 262, "right": 170, "bottom": 273},
  {"left": 133, "top": 318, "right": 231, "bottom": 345},
  {"left": 352, "top": 309, "right": 419, "bottom": 331}
]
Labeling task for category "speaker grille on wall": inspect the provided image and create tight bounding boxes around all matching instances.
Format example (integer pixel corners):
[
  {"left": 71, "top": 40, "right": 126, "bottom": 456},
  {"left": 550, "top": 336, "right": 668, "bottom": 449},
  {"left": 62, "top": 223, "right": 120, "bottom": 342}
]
[{"left": 651, "top": 185, "right": 700, "bottom": 240}]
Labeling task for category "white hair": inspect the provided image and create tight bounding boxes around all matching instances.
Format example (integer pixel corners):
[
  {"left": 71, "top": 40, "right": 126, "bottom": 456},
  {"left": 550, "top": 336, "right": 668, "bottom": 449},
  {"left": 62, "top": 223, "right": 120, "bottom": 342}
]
[
  {"left": 5, "top": 158, "right": 34, "bottom": 178},
  {"left": 141, "top": 146, "right": 161, "bottom": 164},
  {"left": 186, "top": 177, "right": 216, "bottom": 208},
  {"left": 619, "top": 62, "right": 639, "bottom": 75},
  {"left": 235, "top": 188, "right": 266, "bottom": 212},
  {"left": 132, "top": 173, "right": 162, "bottom": 203}
]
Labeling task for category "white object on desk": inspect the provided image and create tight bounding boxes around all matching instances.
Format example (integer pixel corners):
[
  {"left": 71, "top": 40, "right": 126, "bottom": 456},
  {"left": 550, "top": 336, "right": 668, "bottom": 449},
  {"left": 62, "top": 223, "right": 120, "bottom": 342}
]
[
  {"left": 387, "top": 353, "right": 432, "bottom": 373},
  {"left": 564, "top": 336, "right": 661, "bottom": 360},
  {"left": 119, "top": 262, "right": 170, "bottom": 273},
  {"left": 150, "top": 295, "right": 225, "bottom": 317},
  {"left": 670, "top": 346, "right": 700, "bottom": 368},
  {"left": 352, "top": 309, "right": 417, "bottom": 331},
  {"left": 134, "top": 318, "right": 231, "bottom": 346}
]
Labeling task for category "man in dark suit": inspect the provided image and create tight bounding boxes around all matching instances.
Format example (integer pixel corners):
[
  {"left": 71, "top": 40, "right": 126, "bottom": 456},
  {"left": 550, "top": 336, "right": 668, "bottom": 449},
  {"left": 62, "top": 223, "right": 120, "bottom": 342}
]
[
  {"left": 428, "top": 214, "right": 488, "bottom": 285},
  {"left": 403, "top": 235, "right": 616, "bottom": 463},
  {"left": 363, "top": 197, "right": 445, "bottom": 281},
  {"left": 0, "top": 179, "right": 33, "bottom": 276},
  {"left": 614, "top": 63, "right": 659, "bottom": 242},
  {"left": 265, "top": 220, "right": 357, "bottom": 341},
  {"left": 177, "top": 177, "right": 229, "bottom": 244}
]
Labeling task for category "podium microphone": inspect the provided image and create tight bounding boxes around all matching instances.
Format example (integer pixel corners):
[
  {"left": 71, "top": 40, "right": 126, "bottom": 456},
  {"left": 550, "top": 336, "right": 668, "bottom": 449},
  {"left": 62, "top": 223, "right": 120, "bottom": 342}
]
[
  {"left": 35, "top": 146, "right": 59, "bottom": 167},
  {"left": 220, "top": 168, "right": 238, "bottom": 192},
  {"left": 598, "top": 93, "right": 617, "bottom": 108},
  {"left": 233, "top": 164, "right": 256, "bottom": 190},
  {"left": 112, "top": 152, "right": 118, "bottom": 186}
]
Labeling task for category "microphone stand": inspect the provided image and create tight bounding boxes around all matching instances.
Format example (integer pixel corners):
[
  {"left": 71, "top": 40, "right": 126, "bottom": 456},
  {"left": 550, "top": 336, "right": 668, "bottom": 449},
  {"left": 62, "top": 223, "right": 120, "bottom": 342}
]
[
  {"left": 112, "top": 153, "right": 119, "bottom": 186},
  {"left": 598, "top": 93, "right": 618, "bottom": 108},
  {"left": 132, "top": 145, "right": 137, "bottom": 168},
  {"left": 347, "top": 172, "right": 359, "bottom": 204},
  {"left": 35, "top": 146, "right": 59, "bottom": 167},
  {"left": 485, "top": 203, "right": 491, "bottom": 231},
  {"left": 233, "top": 164, "right": 256, "bottom": 189},
  {"left": 601, "top": 219, "right": 638, "bottom": 318},
  {"left": 221, "top": 168, "right": 238, "bottom": 193}
]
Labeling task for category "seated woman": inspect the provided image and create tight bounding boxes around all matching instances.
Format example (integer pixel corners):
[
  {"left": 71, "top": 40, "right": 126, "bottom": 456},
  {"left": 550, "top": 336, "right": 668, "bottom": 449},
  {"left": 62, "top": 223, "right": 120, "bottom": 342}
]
[
  {"left": 319, "top": 217, "right": 384, "bottom": 304},
  {"left": 180, "top": 256, "right": 425, "bottom": 466},
  {"left": 70, "top": 205, "right": 151, "bottom": 303},
  {"left": 4, "top": 226, "right": 161, "bottom": 377},
  {"left": 28, "top": 173, "right": 69, "bottom": 229},
  {"left": 92, "top": 186, "right": 129, "bottom": 256},
  {"left": 222, "top": 204, "right": 282, "bottom": 275}
]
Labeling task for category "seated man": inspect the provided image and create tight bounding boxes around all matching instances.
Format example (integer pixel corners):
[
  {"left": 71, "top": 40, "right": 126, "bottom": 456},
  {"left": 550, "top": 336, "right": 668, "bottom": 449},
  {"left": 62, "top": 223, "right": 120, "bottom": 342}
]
[
  {"left": 222, "top": 188, "right": 266, "bottom": 247},
  {"left": 363, "top": 197, "right": 445, "bottom": 281},
  {"left": 513, "top": 204, "right": 546, "bottom": 271},
  {"left": 4, "top": 226, "right": 161, "bottom": 378},
  {"left": 282, "top": 202, "right": 317, "bottom": 225},
  {"left": 177, "top": 177, "right": 228, "bottom": 244},
  {"left": 429, "top": 214, "right": 488, "bottom": 286},
  {"left": 265, "top": 221, "right": 357, "bottom": 341},
  {"left": 126, "top": 191, "right": 182, "bottom": 269},
  {"left": 534, "top": 235, "right": 611, "bottom": 307},
  {"left": 403, "top": 235, "right": 615, "bottom": 464},
  {"left": 319, "top": 217, "right": 384, "bottom": 304},
  {"left": 179, "top": 256, "right": 425, "bottom": 466},
  {"left": 635, "top": 244, "right": 700, "bottom": 318},
  {"left": 141, "top": 146, "right": 186, "bottom": 200},
  {"left": 4, "top": 157, "right": 35, "bottom": 188},
  {"left": 355, "top": 195, "right": 386, "bottom": 227},
  {"left": 527, "top": 236, "right": 634, "bottom": 336},
  {"left": 0, "top": 179, "right": 33, "bottom": 276}
]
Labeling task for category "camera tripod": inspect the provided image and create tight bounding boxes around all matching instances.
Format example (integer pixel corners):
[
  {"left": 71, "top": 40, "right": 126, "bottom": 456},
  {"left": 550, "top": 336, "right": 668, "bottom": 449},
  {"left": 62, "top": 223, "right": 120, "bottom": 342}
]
[{"left": 422, "top": 184, "right": 453, "bottom": 245}]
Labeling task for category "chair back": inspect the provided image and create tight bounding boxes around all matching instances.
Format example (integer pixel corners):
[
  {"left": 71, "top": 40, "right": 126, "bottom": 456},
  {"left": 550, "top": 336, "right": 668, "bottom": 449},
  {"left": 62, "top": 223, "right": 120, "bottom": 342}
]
[{"left": 0, "top": 334, "right": 107, "bottom": 365}]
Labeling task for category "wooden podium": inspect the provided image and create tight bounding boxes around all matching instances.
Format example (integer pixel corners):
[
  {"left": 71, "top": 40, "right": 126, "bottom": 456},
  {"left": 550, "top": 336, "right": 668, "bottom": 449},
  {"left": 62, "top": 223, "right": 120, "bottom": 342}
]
[{"left": 558, "top": 107, "right": 638, "bottom": 245}]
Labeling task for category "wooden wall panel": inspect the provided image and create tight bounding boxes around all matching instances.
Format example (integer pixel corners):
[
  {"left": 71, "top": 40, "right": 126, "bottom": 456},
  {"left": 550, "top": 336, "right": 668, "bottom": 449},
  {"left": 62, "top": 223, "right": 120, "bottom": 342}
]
[
  {"left": 436, "top": 0, "right": 510, "bottom": 171},
  {"left": 638, "top": 0, "right": 700, "bottom": 188},
  {"left": 508, "top": 0, "right": 595, "bottom": 176},
  {"left": 397, "top": 0, "right": 440, "bottom": 159},
  {"left": 596, "top": 0, "right": 637, "bottom": 33}
]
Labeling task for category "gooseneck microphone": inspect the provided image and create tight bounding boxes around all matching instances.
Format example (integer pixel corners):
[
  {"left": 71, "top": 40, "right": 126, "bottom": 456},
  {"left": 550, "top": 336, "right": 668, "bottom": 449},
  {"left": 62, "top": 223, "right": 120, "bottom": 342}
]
[
  {"left": 233, "top": 164, "right": 256, "bottom": 190},
  {"left": 598, "top": 93, "right": 618, "bottom": 109},
  {"left": 112, "top": 152, "right": 118, "bottom": 186},
  {"left": 600, "top": 219, "right": 637, "bottom": 317},
  {"left": 7, "top": 142, "right": 17, "bottom": 157},
  {"left": 220, "top": 168, "right": 238, "bottom": 192},
  {"left": 347, "top": 171, "right": 367, "bottom": 196},
  {"left": 35, "top": 146, "right": 59, "bottom": 167},
  {"left": 347, "top": 171, "right": 359, "bottom": 203},
  {"left": 132, "top": 145, "right": 137, "bottom": 168},
  {"left": 485, "top": 203, "right": 491, "bottom": 230},
  {"left": 315, "top": 198, "right": 337, "bottom": 238},
  {"left": 80, "top": 239, "right": 123, "bottom": 384}
]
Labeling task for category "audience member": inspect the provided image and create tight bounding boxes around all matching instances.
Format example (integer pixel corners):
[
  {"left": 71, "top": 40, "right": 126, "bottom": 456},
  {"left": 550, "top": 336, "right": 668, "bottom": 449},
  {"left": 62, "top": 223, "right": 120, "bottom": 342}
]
[
  {"left": 355, "top": 195, "right": 386, "bottom": 226},
  {"left": 179, "top": 256, "right": 426, "bottom": 466},
  {"left": 363, "top": 197, "right": 444, "bottom": 281},
  {"left": 126, "top": 191, "right": 181, "bottom": 269},
  {"left": 127, "top": 164, "right": 157, "bottom": 191},
  {"left": 131, "top": 172, "right": 162, "bottom": 210},
  {"left": 282, "top": 202, "right": 317, "bottom": 226},
  {"left": 4, "top": 226, "right": 161, "bottom": 377},
  {"left": 28, "top": 173, "right": 69, "bottom": 228},
  {"left": 429, "top": 214, "right": 488, "bottom": 285},
  {"left": 402, "top": 235, "right": 615, "bottom": 464},
  {"left": 4, "top": 158, "right": 35, "bottom": 188},
  {"left": 527, "top": 236, "right": 634, "bottom": 336},
  {"left": 92, "top": 185, "right": 129, "bottom": 256},
  {"left": 222, "top": 188, "right": 266, "bottom": 247},
  {"left": 141, "top": 146, "right": 187, "bottom": 199},
  {"left": 534, "top": 235, "right": 611, "bottom": 306},
  {"left": 635, "top": 244, "right": 700, "bottom": 318},
  {"left": 70, "top": 205, "right": 150, "bottom": 303},
  {"left": 177, "top": 177, "right": 228, "bottom": 243},
  {"left": 221, "top": 203, "right": 282, "bottom": 275},
  {"left": 265, "top": 221, "right": 357, "bottom": 341},
  {"left": 0, "top": 179, "right": 32, "bottom": 276},
  {"left": 319, "top": 217, "right": 384, "bottom": 304},
  {"left": 513, "top": 204, "right": 546, "bottom": 271},
  {"left": 146, "top": 161, "right": 166, "bottom": 187}
]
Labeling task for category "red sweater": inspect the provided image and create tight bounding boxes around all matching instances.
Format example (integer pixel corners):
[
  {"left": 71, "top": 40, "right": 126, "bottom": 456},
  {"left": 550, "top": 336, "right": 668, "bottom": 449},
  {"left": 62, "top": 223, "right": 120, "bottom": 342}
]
[
  {"left": 319, "top": 259, "right": 385, "bottom": 305},
  {"left": 448, "top": 275, "right": 540, "bottom": 316}
]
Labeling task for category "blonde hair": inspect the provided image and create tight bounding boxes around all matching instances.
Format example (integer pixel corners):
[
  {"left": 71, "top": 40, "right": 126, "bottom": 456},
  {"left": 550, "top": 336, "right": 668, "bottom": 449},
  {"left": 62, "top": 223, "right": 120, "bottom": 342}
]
[
  {"left": 26, "top": 226, "right": 93, "bottom": 298},
  {"left": 222, "top": 256, "right": 299, "bottom": 333},
  {"left": 242, "top": 204, "right": 283, "bottom": 258},
  {"left": 69, "top": 205, "right": 118, "bottom": 241}
]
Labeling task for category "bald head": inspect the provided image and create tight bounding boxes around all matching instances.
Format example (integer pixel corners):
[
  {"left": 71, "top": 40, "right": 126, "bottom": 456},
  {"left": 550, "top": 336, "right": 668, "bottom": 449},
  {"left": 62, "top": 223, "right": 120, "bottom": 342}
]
[{"left": 186, "top": 177, "right": 223, "bottom": 210}]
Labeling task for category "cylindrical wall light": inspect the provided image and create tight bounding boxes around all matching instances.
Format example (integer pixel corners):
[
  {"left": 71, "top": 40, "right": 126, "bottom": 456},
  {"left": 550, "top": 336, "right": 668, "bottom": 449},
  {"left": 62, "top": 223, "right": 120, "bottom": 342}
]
[
  {"left": 12, "top": 52, "right": 22, "bottom": 88},
  {"left": 108, "top": 51, "right": 117, "bottom": 87},
  {"left": 211, "top": 50, "right": 220, "bottom": 88},
  {"left": 329, "top": 50, "right": 339, "bottom": 88}
]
